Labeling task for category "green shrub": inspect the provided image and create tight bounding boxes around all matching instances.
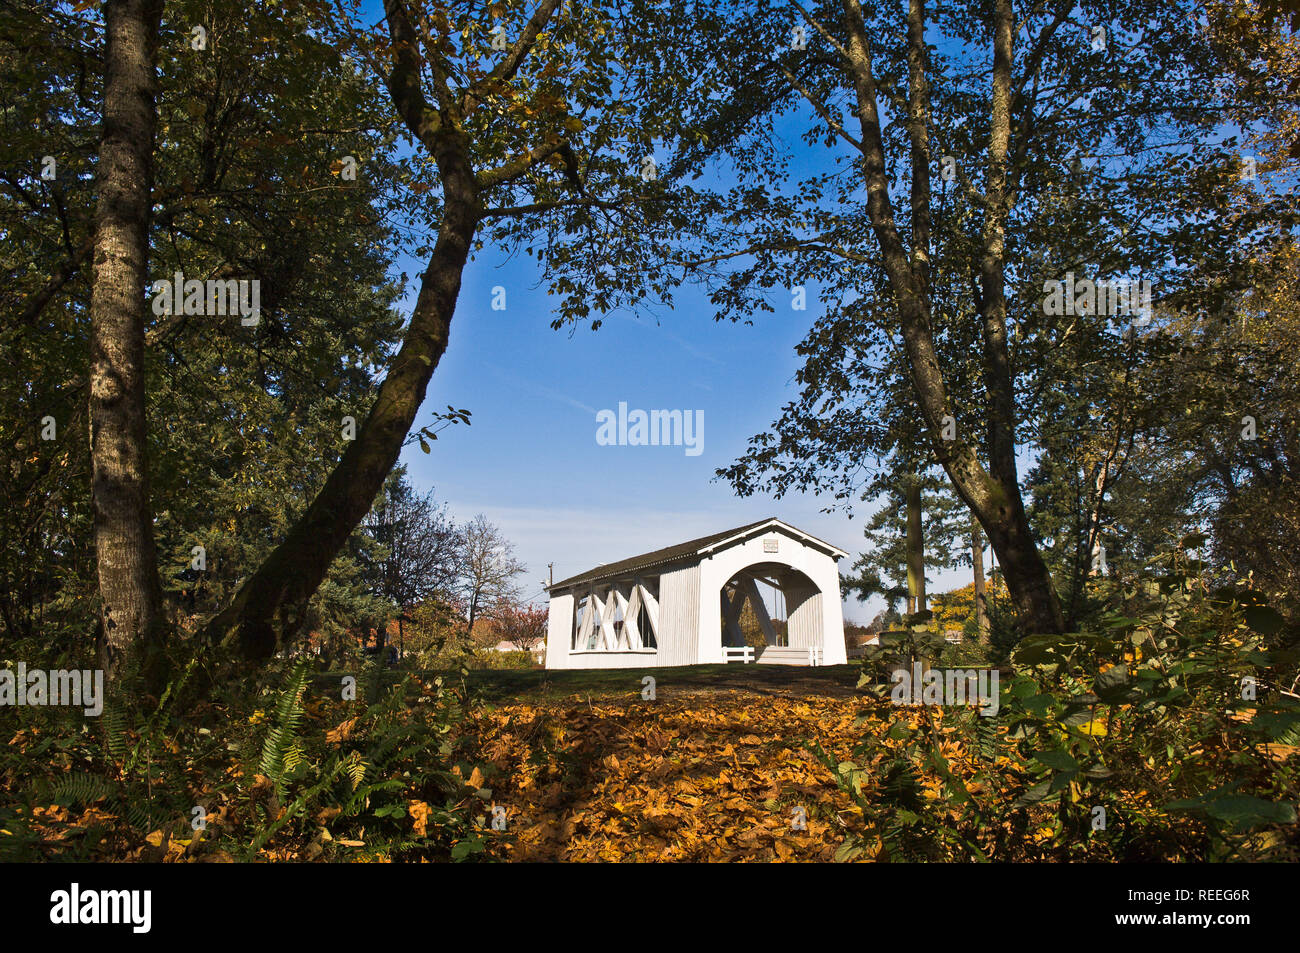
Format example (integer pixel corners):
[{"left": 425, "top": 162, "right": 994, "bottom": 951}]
[
  {"left": 471, "top": 650, "right": 538, "bottom": 671},
  {"left": 0, "top": 647, "right": 493, "bottom": 862},
  {"left": 826, "top": 545, "right": 1300, "bottom": 861}
]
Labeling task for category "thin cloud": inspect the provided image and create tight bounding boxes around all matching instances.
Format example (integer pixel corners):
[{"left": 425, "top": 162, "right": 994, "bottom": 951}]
[{"left": 486, "top": 363, "right": 598, "bottom": 415}]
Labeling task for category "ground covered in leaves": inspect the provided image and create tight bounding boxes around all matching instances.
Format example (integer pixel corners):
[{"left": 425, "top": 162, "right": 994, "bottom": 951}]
[
  {"left": 468, "top": 683, "right": 870, "bottom": 861},
  {"left": 0, "top": 664, "right": 909, "bottom": 862},
  {"left": 3, "top": 652, "right": 1294, "bottom": 862}
]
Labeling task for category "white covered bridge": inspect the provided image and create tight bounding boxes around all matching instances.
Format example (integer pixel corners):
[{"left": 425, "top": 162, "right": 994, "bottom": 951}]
[{"left": 544, "top": 518, "right": 848, "bottom": 669}]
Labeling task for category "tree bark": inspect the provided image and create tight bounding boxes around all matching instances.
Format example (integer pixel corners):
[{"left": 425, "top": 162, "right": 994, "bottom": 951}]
[
  {"left": 1087, "top": 459, "right": 1109, "bottom": 578},
  {"left": 90, "top": 0, "right": 165, "bottom": 683},
  {"left": 466, "top": 590, "right": 480, "bottom": 647},
  {"left": 904, "top": 480, "right": 926, "bottom": 615},
  {"left": 972, "top": 514, "right": 989, "bottom": 642}
]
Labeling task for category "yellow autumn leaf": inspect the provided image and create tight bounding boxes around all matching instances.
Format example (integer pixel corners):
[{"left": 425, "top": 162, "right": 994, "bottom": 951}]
[{"left": 409, "top": 801, "right": 431, "bottom": 838}]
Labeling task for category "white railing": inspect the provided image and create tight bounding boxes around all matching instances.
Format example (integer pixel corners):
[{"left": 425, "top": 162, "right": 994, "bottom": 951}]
[{"left": 725, "top": 646, "right": 825, "bottom": 666}]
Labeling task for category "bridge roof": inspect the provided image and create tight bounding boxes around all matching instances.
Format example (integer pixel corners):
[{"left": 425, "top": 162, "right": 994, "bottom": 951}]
[{"left": 547, "top": 517, "right": 846, "bottom": 592}]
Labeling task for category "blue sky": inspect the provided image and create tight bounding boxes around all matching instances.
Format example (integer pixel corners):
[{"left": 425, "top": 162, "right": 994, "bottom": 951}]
[
  {"left": 392, "top": 244, "right": 976, "bottom": 622},
  {"left": 362, "top": 2, "right": 983, "bottom": 622}
]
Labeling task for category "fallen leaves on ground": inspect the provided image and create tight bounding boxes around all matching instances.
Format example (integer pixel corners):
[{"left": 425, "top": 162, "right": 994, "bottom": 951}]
[{"left": 462, "top": 688, "right": 878, "bottom": 861}]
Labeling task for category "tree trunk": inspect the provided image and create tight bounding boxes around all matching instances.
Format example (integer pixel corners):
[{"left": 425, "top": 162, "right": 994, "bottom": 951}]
[
  {"left": 466, "top": 590, "right": 480, "bottom": 648},
  {"left": 1087, "top": 460, "right": 1109, "bottom": 578},
  {"left": 971, "top": 514, "right": 989, "bottom": 642},
  {"left": 840, "top": 0, "right": 1064, "bottom": 636},
  {"left": 202, "top": 156, "right": 480, "bottom": 660},
  {"left": 904, "top": 480, "right": 926, "bottom": 615},
  {"left": 90, "top": 0, "right": 165, "bottom": 683}
]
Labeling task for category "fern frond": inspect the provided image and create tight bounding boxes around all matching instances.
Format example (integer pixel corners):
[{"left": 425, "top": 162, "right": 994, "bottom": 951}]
[
  {"left": 246, "top": 758, "right": 349, "bottom": 857},
  {"left": 103, "top": 706, "right": 128, "bottom": 763},
  {"left": 259, "top": 658, "right": 311, "bottom": 795},
  {"left": 346, "top": 753, "right": 368, "bottom": 791},
  {"left": 48, "top": 773, "right": 115, "bottom": 808}
]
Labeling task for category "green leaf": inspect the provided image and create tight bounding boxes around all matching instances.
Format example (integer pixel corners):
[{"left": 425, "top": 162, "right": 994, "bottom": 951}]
[
  {"left": 1009, "top": 676, "right": 1041, "bottom": 698},
  {"left": 1166, "top": 794, "right": 1296, "bottom": 831},
  {"left": 1245, "top": 604, "right": 1284, "bottom": 635},
  {"left": 1252, "top": 710, "right": 1300, "bottom": 744},
  {"left": 1048, "top": 770, "right": 1078, "bottom": 793},
  {"left": 1022, "top": 693, "right": 1056, "bottom": 715},
  {"left": 450, "top": 836, "right": 485, "bottom": 861},
  {"left": 1094, "top": 665, "right": 1144, "bottom": 704},
  {"left": 1033, "top": 749, "right": 1080, "bottom": 771},
  {"left": 1061, "top": 708, "right": 1096, "bottom": 727},
  {"left": 1014, "top": 780, "right": 1054, "bottom": 807}
]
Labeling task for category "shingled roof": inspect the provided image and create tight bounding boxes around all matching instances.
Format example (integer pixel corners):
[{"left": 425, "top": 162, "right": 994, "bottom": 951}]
[{"left": 547, "top": 517, "right": 846, "bottom": 591}]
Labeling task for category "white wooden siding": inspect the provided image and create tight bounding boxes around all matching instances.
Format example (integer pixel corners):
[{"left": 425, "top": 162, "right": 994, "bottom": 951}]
[
  {"left": 785, "top": 583, "right": 822, "bottom": 650},
  {"left": 657, "top": 563, "right": 700, "bottom": 666},
  {"left": 544, "top": 593, "right": 575, "bottom": 669}
]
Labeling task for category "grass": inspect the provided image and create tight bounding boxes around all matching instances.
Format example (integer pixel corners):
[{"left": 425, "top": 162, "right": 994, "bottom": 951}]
[
  {"left": 312, "top": 662, "right": 864, "bottom": 705},
  {"left": 462, "top": 663, "right": 863, "bottom": 704}
]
